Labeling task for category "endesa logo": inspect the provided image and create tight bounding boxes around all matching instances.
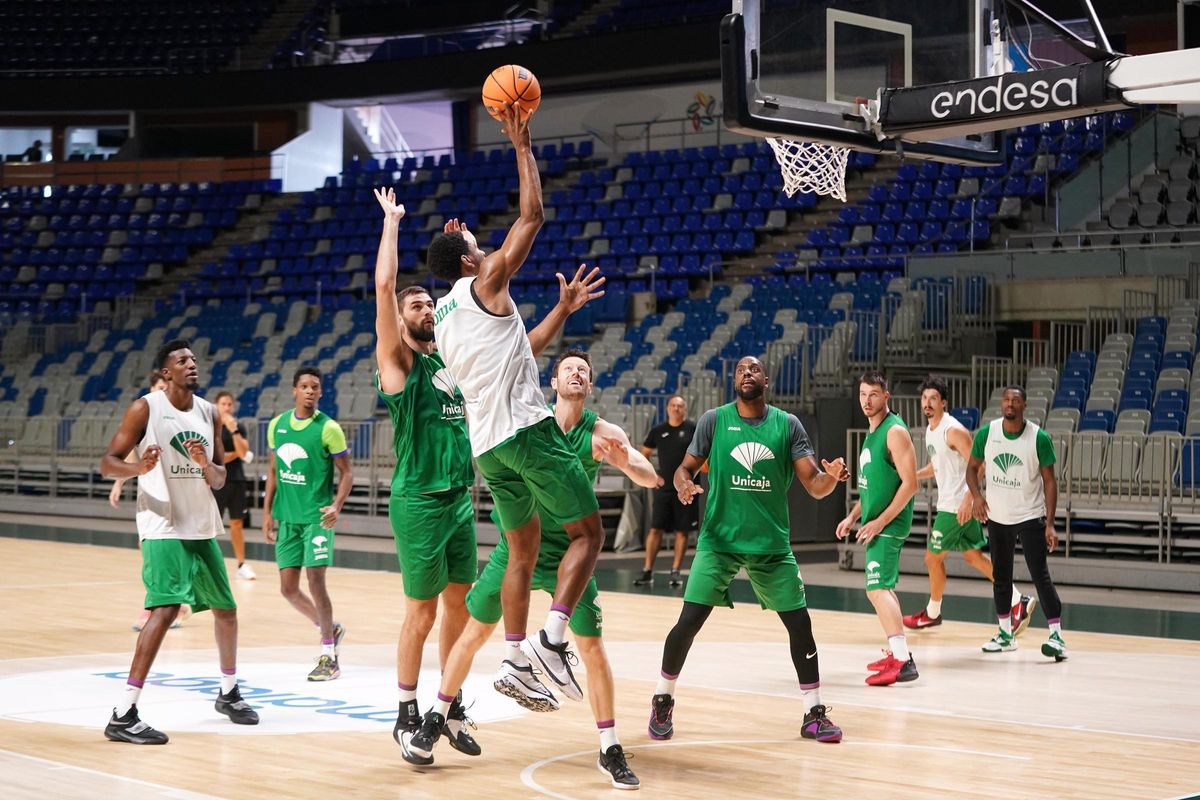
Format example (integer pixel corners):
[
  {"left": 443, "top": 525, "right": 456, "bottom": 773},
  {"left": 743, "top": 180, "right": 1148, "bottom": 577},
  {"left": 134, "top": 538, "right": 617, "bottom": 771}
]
[{"left": 930, "top": 73, "right": 1077, "bottom": 120}]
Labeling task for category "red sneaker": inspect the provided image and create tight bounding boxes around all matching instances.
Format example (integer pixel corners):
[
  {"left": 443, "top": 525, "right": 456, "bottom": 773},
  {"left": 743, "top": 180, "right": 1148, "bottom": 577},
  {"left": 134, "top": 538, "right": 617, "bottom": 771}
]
[
  {"left": 866, "top": 655, "right": 919, "bottom": 686},
  {"left": 902, "top": 609, "right": 943, "bottom": 630},
  {"left": 866, "top": 650, "right": 895, "bottom": 671},
  {"left": 1011, "top": 595, "right": 1037, "bottom": 637}
]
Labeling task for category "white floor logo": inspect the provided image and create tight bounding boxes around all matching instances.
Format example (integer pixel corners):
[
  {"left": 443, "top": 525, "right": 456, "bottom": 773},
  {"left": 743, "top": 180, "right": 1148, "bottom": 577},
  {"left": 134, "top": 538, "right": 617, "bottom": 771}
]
[{"left": 0, "top": 661, "right": 525, "bottom": 735}]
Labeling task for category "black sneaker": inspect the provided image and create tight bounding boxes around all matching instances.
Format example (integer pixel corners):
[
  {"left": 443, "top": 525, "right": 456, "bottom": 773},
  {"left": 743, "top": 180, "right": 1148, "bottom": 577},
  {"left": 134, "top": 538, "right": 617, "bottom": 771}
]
[
  {"left": 215, "top": 686, "right": 260, "bottom": 725},
  {"left": 597, "top": 744, "right": 640, "bottom": 790},
  {"left": 647, "top": 693, "right": 674, "bottom": 740},
  {"left": 897, "top": 656, "right": 919, "bottom": 683},
  {"left": 401, "top": 710, "right": 444, "bottom": 766},
  {"left": 443, "top": 692, "right": 482, "bottom": 756},
  {"left": 104, "top": 705, "right": 169, "bottom": 745},
  {"left": 633, "top": 569, "right": 653, "bottom": 586},
  {"left": 393, "top": 699, "right": 423, "bottom": 744},
  {"left": 668, "top": 569, "right": 683, "bottom": 587}
]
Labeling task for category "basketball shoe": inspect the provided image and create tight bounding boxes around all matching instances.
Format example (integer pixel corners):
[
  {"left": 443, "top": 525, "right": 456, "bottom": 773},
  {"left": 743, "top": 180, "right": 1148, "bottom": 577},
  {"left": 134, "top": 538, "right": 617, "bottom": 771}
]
[
  {"left": 902, "top": 609, "right": 942, "bottom": 630},
  {"left": 523, "top": 630, "right": 584, "bottom": 701},
  {"left": 866, "top": 655, "right": 918, "bottom": 686},
  {"left": 1041, "top": 631, "right": 1068, "bottom": 661},
  {"left": 392, "top": 699, "right": 430, "bottom": 764},
  {"left": 104, "top": 705, "right": 169, "bottom": 745},
  {"left": 443, "top": 692, "right": 482, "bottom": 756},
  {"left": 214, "top": 686, "right": 260, "bottom": 724},
  {"left": 402, "top": 710, "right": 444, "bottom": 765},
  {"left": 307, "top": 654, "right": 340, "bottom": 681},
  {"left": 493, "top": 658, "right": 560, "bottom": 712},
  {"left": 982, "top": 630, "right": 1017, "bottom": 653},
  {"left": 1012, "top": 595, "right": 1037, "bottom": 637},
  {"left": 633, "top": 570, "right": 653, "bottom": 586},
  {"left": 801, "top": 705, "right": 843, "bottom": 743},
  {"left": 668, "top": 569, "right": 683, "bottom": 587},
  {"left": 647, "top": 693, "right": 674, "bottom": 740},
  {"left": 598, "top": 744, "right": 640, "bottom": 790}
]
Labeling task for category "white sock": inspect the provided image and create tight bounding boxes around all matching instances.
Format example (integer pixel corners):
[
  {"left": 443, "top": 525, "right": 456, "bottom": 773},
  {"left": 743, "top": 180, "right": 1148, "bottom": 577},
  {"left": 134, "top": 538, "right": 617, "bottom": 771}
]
[
  {"left": 926, "top": 598, "right": 942, "bottom": 618},
  {"left": 888, "top": 634, "right": 910, "bottom": 662},
  {"left": 655, "top": 672, "right": 677, "bottom": 696},
  {"left": 398, "top": 685, "right": 417, "bottom": 703},
  {"left": 1010, "top": 585, "right": 1022, "bottom": 606},
  {"left": 998, "top": 615, "right": 1013, "bottom": 636},
  {"left": 321, "top": 639, "right": 336, "bottom": 657},
  {"left": 544, "top": 606, "right": 571, "bottom": 646},
  {"left": 1049, "top": 621, "right": 1062, "bottom": 635},
  {"left": 800, "top": 685, "right": 821, "bottom": 714},
  {"left": 598, "top": 724, "right": 619, "bottom": 751},
  {"left": 117, "top": 682, "right": 142, "bottom": 716},
  {"left": 220, "top": 672, "right": 238, "bottom": 694},
  {"left": 506, "top": 637, "right": 529, "bottom": 665},
  {"left": 433, "top": 694, "right": 453, "bottom": 719}
]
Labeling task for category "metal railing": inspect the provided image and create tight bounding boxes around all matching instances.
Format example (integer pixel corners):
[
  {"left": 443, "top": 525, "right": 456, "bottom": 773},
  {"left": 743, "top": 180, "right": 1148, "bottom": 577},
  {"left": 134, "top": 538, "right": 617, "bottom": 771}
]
[
  {"left": 970, "top": 355, "right": 1014, "bottom": 410},
  {"left": 0, "top": 154, "right": 282, "bottom": 189}
]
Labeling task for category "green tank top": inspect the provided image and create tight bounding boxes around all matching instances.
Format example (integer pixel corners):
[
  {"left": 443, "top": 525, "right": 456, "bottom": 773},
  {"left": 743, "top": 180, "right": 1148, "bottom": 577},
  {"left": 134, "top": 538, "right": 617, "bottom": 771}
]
[
  {"left": 378, "top": 351, "right": 474, "bottom": 495},
  {"left": 492, "top": 406, "right": 598, "bottom": 562},
  {"left": 269, "top": 410, "right": 337, "bottom": 524},
  {"left": 699, "top": 403, "right": 793, "bottom": 554},
  {"left": 857, "top": 412, "right": 914, "bottom": 538}
]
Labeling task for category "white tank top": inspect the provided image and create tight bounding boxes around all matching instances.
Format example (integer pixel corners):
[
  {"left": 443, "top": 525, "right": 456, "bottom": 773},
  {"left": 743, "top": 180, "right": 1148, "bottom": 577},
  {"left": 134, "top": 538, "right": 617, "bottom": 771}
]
[
  {"left": 926, "top": 413, "right": 969, "bottom": 513},
  {"left": 981, "top": 419, "right": 1047, "bottom": 525},
  {"left": 433, "top": 276, "right": 552, "bottom": 456},
  {"left": 135, "top": 391, "right": 224, "bottom": 540}
]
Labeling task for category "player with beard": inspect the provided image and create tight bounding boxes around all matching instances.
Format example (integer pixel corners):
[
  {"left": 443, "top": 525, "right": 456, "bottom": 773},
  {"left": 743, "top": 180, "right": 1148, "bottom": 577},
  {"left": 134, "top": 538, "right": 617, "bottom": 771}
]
[
  {"left": 647, "top": 356, "right": 848, "bottom": 745},
  {"left": 372, "top": 188, "right": 603, "bottom": 761},
  {"left": 100, "top": 339, "right": 258, "bottom": 744}
]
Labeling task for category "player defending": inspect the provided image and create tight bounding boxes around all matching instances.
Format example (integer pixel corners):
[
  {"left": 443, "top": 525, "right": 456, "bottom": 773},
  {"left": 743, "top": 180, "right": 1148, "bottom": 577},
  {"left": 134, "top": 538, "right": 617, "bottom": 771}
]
[
  {"left": 965, "top": 386, "right": 1068, "bottom": 660},
  {"left": 100, "top": 339, "right": 258, "bottom": 744},
  {"left": 372, "top": 187, "right": 603, "bottom": 759},
  {"left": 428, "top": 105, "right": 607, "bottom": 702},
  {"left": 648, "top": 356, "right": 848, "bottom": 745},
  {"left": 836, "top": 371, "right": 919, "bottom": 687},
  {"left": 262, "top": 366, "right": 353, "bottom": 681},
  {"left": 903, "top": 375, "right": 1035, "bottom": 633}
]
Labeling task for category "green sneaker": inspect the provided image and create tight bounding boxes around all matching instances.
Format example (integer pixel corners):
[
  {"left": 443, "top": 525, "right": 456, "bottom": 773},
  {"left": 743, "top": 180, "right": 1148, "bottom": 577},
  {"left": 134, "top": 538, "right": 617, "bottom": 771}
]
[
  {"left": 1041, "top": 632, "right": 1068, "bottom": 661},
  {"left": 307, "top": 654, "right": 341, "bottom": 681},
  {"left": 981, "top": 630, "right": 1017, "bottom": 653}
]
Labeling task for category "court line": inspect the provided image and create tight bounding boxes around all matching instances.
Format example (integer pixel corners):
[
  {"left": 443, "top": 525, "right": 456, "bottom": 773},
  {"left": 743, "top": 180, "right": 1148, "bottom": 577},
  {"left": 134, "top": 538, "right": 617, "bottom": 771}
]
[
  {"left": 0, "top": 747, "right": 225, "bottom": 799},
  {"left": 520, "top": 738, "right": 1030, "bottom": 800}
]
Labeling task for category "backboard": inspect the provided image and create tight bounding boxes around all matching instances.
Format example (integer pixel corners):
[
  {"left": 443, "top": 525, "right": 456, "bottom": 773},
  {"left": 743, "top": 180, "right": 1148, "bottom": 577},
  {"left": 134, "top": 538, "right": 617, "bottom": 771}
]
[{"left": 721, "top": 0, "right": 1005, "bottom": 164}]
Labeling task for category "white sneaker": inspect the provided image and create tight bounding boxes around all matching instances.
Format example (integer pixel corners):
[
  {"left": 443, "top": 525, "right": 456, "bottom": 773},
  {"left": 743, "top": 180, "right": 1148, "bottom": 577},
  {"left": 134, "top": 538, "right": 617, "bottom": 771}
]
[
  {"left": 492, "top": 659, "right": 560, "bottom": 712},
  {"left": 236, "top": 563, "right": 257, "bottom": 580},
  {"left": 521, "top": 630, "right": 584, "bottom": 701}
]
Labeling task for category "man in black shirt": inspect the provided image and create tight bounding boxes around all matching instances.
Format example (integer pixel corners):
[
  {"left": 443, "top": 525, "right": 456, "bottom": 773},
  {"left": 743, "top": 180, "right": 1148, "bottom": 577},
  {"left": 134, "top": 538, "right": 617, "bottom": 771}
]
[
  {"left": 213, "top": 391, "right": 256, "bottom": 580},
  {"left": 636, "top": 395, "right": 698, "bottom": 586}
]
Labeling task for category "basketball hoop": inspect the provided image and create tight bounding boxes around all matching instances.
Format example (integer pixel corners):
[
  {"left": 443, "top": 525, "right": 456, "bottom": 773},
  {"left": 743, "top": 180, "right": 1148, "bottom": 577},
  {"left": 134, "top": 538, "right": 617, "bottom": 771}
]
[{"left": 766, "top": 137, "right": 850, "bottom": 203}]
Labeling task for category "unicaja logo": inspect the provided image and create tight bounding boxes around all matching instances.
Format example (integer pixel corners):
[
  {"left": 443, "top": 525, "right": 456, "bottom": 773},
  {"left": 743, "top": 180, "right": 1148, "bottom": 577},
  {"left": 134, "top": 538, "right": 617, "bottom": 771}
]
[
  {"left": 729, "top": 442, "right": 774, "bottom": 492},
  {"left": 992, "top": 452, "right": 1023, "bottom": 475},
  {"left": 169, "top": 430, "right": 209, "bottom": 460},
  {"left": 277, "top": 442, "right": 309, "bottom": 485}
]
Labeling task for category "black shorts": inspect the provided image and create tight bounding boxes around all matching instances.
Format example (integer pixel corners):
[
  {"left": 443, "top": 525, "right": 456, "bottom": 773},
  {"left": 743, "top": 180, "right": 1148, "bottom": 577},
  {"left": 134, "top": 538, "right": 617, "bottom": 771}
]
[
  {"left": 651, "top": 487, "right": 699, "bottom": 533},
  {"left": 212, "top": 479, "right": 247, "bottom": 522}
]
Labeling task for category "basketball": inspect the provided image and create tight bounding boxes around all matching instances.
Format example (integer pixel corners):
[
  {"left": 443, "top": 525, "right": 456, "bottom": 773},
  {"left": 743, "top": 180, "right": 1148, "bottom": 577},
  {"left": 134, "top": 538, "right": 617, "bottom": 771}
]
[{"left": 482, "top": 64, "right": 541, "bottom": 121}]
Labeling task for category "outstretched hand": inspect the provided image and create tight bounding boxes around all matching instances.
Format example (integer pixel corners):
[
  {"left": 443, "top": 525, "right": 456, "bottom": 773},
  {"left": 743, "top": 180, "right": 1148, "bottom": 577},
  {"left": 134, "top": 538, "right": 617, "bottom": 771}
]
[
  {"left": 443, "top": 217, "right": 467, "bottom": 235},
  {"left": 499, "top": 103, "right": 531, "bottom": 148},
  {"left": 373, "top": 187, "right": 405, "bottom": 221},
  {"left": 557, "top": 264, "right": 606, "bottom": 312}
]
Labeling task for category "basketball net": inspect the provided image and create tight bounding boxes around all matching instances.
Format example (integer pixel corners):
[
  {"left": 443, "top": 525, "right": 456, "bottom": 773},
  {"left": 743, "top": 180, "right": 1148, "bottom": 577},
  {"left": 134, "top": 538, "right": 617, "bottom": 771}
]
[{"left": 766, "top": 138, "right": 850, "bottom": 203}]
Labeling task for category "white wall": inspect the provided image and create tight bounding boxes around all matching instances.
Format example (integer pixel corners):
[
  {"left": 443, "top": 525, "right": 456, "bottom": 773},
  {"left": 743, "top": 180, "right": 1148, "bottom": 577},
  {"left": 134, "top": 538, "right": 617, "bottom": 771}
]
[
  {"left": 272, "top": 103, "right": 344, "bottom": 193},
  {"left": 384, "top": 101, "right": 455, "bottom": 154},
  {"left": 0, "top": 128, "right": 50, "bottom": 159}
]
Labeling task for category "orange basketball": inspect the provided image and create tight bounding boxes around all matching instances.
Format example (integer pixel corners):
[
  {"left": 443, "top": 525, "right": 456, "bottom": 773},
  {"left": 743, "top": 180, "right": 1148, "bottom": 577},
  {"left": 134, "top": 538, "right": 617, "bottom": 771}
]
[{"left": 482, "top": 64, "right": 541, "bottom": 121}]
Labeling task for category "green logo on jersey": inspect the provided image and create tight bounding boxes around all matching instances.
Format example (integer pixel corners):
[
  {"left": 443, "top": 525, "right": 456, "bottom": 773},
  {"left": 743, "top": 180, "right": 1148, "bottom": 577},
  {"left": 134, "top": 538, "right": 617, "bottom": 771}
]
[
  {"left": 927, "top": 444, "right": 936, "bottom": 458},
  {"left": 434, "top": 298, "right": 458, "bottom": 325},
  {"left": 992, "top": 452, "right": 1023, "bottom": 475},
  {"left": 169, "top": 430, "right": 209, "bottom": 460}
]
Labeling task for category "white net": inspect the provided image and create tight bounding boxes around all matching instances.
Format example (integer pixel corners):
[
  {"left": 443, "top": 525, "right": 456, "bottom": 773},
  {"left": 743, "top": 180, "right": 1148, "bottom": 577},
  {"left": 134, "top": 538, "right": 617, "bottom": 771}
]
[{"left": 766, "top": 137, "right": 850, "bottom": 203}]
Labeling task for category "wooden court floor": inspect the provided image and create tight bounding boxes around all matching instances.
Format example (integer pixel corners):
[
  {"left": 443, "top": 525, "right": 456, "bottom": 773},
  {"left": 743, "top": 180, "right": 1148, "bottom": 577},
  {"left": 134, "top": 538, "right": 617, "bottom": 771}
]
[{"left": 2, "top": 536, "right": 1199, "bottom": 800}]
